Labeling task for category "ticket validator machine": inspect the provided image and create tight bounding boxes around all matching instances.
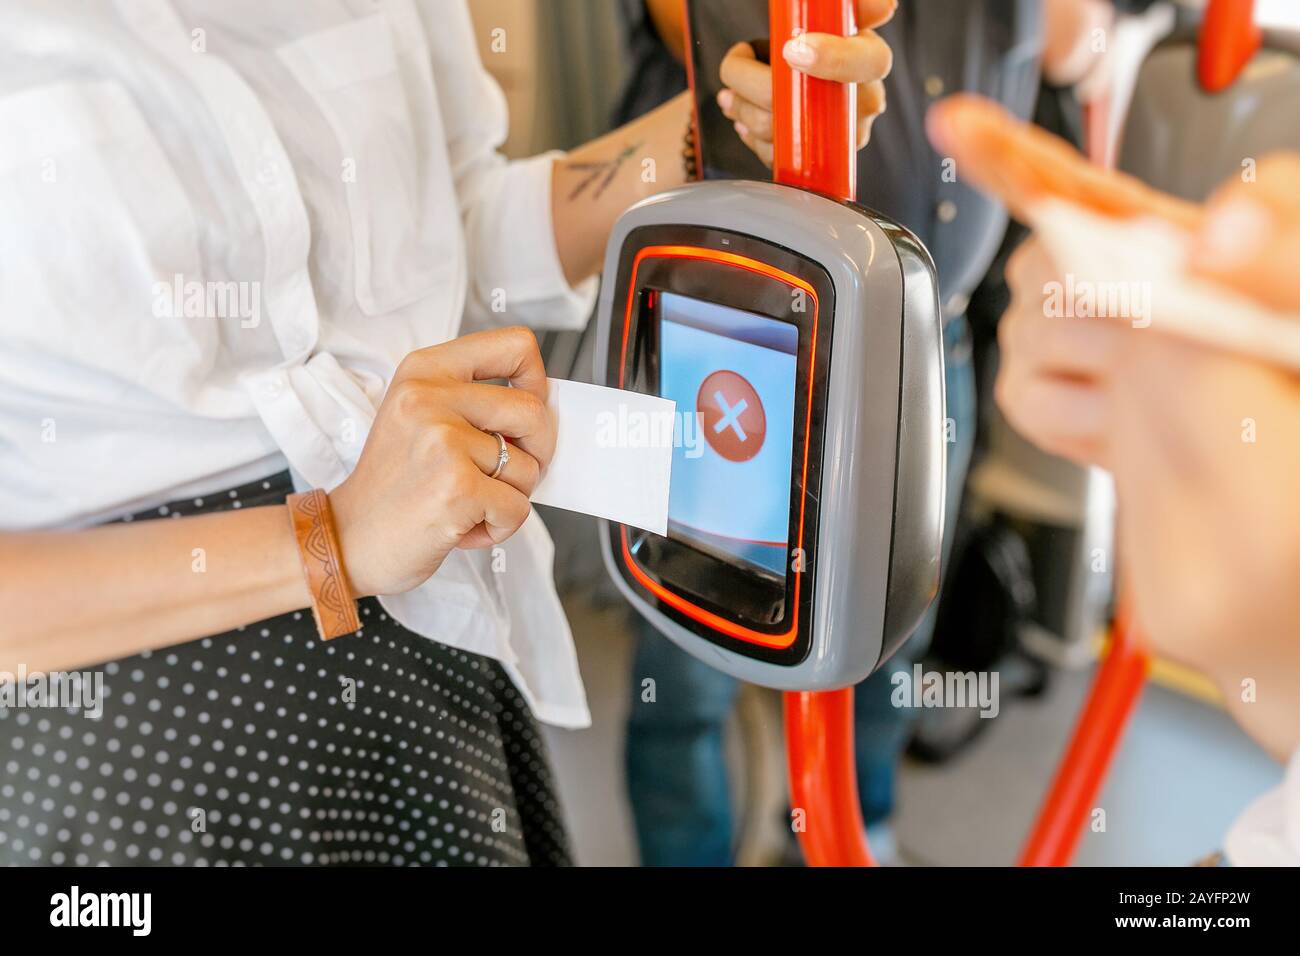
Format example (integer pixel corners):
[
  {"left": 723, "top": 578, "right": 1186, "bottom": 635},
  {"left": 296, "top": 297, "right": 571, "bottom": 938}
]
[
  {"left": 597, "top": 0, "right": 945, "bottom": 866},
  {"left": 595, "top": 179, "right": 945, "bottom": 688}
]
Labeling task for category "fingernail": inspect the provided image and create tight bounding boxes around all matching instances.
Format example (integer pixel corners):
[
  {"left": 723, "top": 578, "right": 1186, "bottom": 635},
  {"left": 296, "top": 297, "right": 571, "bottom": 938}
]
[
  {"left": 734, "top": 121, "right": 750, "bottom": 140},
  {"left": 717, "top": 89, "right": 733, "bottom": 113},
  {"left": 783, "top": 36, "right": 815, "bottom": 67},
  {"left": 1191, "top": 198, "right": 1272, "bottom": 270}
]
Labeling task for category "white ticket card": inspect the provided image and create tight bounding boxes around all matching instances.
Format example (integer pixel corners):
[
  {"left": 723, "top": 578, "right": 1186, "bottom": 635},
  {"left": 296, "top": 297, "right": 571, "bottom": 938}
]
[{"left": 531, "top": 378, "right": 676, "bottom": 536}]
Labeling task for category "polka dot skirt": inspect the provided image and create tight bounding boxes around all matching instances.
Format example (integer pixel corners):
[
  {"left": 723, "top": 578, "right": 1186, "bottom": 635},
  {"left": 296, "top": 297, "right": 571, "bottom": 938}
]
[{"left": 0, "top": 472, "right": 572, "bottom": 867}]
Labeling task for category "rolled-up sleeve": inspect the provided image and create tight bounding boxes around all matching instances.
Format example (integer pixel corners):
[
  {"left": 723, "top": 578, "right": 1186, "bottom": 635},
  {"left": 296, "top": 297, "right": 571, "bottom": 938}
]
[
  {"left": 417, "top": 1, "right": 597, "bottom": 334},
  {"left": 456, "top": 148, "right": 597, "bottom": 333}
]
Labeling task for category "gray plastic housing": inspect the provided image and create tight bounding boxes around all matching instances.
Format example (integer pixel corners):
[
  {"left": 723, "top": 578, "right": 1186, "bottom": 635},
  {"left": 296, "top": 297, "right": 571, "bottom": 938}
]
[{"left": 596, "top": 180, "right": 945, "bottom": 691}]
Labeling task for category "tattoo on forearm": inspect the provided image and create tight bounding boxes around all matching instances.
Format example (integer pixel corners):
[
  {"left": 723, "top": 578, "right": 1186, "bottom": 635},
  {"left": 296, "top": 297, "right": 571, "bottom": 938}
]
[{"left": 564, "top": 141, "right": 643, "bottom": 201}]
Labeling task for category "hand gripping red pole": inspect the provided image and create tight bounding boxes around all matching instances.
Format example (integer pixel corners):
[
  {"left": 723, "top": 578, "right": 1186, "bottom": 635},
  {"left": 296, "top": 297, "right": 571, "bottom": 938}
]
[{"left": 769, "top": 0, "right": 857, "bottom": 201}]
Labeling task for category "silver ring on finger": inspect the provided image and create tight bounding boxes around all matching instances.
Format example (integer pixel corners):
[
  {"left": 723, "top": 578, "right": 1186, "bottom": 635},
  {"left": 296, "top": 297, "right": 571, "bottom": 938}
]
[{"left": 487, "top": 430, "right": 509, "bottom": 480}]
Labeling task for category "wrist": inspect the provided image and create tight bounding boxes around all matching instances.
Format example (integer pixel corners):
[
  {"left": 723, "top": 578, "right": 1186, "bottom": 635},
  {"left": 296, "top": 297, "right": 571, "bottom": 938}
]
[{"left": 325, "top": 483, "right": 376, "bottom": 600}]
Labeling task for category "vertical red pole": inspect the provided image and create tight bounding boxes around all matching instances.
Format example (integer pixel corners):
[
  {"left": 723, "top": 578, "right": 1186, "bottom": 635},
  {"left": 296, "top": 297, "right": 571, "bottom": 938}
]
[
  {"left": 784, "top": 689, "right": 876, "bottom": 866},
  {"left": 1018, "top": 602, "right": 1149, "bottom": 866},
  {"left": 771, "top": 0, "right": 873, "bottom": 868},
  {"left": 770, "top": 0, "right": 857, "bottom": 202},
  {"left": 1198, "top": 0, "right": 1260, "bottom": 92}
]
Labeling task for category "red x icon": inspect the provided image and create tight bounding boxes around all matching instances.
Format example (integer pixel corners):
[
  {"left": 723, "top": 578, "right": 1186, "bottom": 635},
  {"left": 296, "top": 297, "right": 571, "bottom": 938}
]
[{"left": 697, "top": 369, "right": 766, "bottom": 463}]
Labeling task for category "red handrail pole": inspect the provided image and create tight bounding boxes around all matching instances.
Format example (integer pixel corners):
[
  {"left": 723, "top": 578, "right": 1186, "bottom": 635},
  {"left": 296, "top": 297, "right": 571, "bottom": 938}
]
[
  {"left": 771, "top": 0, "right": 872, "bottom": 867},
  {"left": 1018, "top": 601, "right": 1150, "bottom": 866},
  {"left": 785, "top": 688, "right": 875, "bottom": 866},
  {"left": 770, "top": 0, "right": 857, "bottom": 202},
  {"left": 1198, "top": 0, "right": 1260, "bottom": 92}
]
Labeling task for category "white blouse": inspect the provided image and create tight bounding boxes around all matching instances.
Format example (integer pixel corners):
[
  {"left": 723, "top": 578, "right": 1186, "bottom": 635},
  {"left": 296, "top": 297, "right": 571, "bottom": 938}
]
[{"left": 0, "top": 0, "right": 596, "bottom": 727}]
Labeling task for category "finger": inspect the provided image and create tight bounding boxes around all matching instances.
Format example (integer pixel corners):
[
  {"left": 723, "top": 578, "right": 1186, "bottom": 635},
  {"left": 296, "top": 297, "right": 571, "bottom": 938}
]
[
  {"left": 857, "top": 79, "right": 886, "bottom": 121},
  {"left": 925, "top": 94, "right": 1201, "bottom": 229},
  {"left": 1211, "top": 154, "right": 1300, "bottom": 219},
  {"left": 719, "top": 41, "right": 773, "bottom": 111},
  {"left": 857, "top": 113, "right": 877, "bottom": 150},
  {"left": 457, "top": 476, "right": 531, "bottom": 549},
  {"left": 854, "top": 0, "right": 898, "bottom": 30},
  {"left": 995, "top": 370, "right": 1112, "bottom": 468},
  {"left": 1188, "top": 153, "right": 1300, "bottom": 314},
  {"left": 1192, "top": 210, "right": 1300, "bottom": 315},
  {"left": 782, "top": 29, "right": 892, "bottom": 85},
  {"left": 1003, "top": 236, "right": 1060, "bottom": 325},
  {"left": 857, "top": 79, "right": 886, "bottom": 147},
  {"left": 1007, "top": 309, "right": 1126, "bottom": 380},
  {"left": 1001, "top": 241, "right": 1123, "bottom": 379},
  {"left": 1004, "top": 233, "right": 1055, "bottom": 293},
  {"left": 734, "top": 122, "right": 774, "bottom": 168},
  {"left": 463, "top": 424, "right": 542, "bottom": 497},
  {"left": 446, "top": 380, "right": 556, "bottom": 467},
  {"left": 406, "top": 326, "right": 549, "bottom": 405},
  {"left": 719, "top": 91, "right": 774, "bottom": 142}
]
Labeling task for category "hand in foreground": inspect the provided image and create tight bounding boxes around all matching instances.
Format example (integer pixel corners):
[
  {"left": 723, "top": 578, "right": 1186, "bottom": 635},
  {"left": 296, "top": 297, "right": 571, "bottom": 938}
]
[
  {"left": 932, "top": 94, "right": 1300, "bottom": 756},
  {"left": 927, "top": 93, "right": 1300, "bottom": 467},
  {"left": 329, "top": 327, "right": 555, "bottom": 598}
]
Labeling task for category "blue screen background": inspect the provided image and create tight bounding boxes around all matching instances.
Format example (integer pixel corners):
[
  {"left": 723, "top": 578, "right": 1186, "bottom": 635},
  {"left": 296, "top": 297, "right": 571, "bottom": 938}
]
[{"left": 658, "top": 292, "right": 798, "bottom": 580}]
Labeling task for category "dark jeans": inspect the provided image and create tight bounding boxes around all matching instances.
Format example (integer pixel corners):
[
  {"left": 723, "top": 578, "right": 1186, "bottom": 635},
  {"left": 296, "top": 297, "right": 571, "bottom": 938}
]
[{"left": 625, "top": 317, "right": 976, "bottom": 866}]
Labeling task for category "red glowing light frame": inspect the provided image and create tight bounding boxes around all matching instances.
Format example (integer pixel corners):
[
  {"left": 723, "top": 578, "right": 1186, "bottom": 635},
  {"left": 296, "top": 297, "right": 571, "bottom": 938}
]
[{"left": 616, "top": 244, "right": 819, "bottom": 650}]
